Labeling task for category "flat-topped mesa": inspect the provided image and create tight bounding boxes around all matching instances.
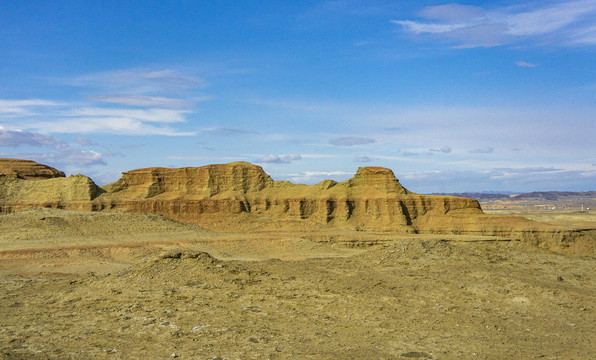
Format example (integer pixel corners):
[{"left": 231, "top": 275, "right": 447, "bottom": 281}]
[
  {"left": 346, "top": 167, "right": 409, "bottom": 195},
  {"left": 0, "top": 159, "right": 589, "bottom": 255},
  {"left": 104, "top": 161, "right": 274, "bottom": 199},
  {"left": 0, "top": 174, "right": 103, "bottom": 213},
  {"left": 0, "top": 158, "right": 66, "bottom": 180}
]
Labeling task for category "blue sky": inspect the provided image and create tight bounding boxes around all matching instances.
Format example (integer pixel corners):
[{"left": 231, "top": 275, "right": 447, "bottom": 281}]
[{"left": 1, "top": 0, "right": 595, "bottom": 193}]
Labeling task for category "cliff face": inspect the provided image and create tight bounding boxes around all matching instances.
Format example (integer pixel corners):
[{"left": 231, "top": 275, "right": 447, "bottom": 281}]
[
  {"left": 103, "top": 162, "right": 274, "bottom": 199},
  {"left": 0, "top": 175, "right": 103, "bottom": 212},
  {"left": 0, "top": 158, "right": 66, "bottom": 180},
  {"left": 94, "top": 161, "right": 482, "bottom": 232},
  {"left": 0, "top": 159, "right": 591, "bottom": 255},
  {"left": 0, "top": 158, "right": 103, "bottom": 212}
]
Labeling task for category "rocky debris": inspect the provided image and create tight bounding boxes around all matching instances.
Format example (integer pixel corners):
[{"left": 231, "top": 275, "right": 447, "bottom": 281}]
[
  {"left": 161, "top": 250, "right": 216, "bottom": 263},
  {"left": 0, "top": 158, "right": 65, "bottom": 180}
]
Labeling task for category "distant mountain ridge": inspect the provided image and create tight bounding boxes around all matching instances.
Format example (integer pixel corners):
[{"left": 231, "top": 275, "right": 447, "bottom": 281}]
[{"left": 431, "top": 191, "right": 596, "bottom": 202}]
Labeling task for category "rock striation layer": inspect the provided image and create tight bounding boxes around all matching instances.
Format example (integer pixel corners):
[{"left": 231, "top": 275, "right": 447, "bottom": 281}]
[
  {"left": 0, "top": 159, "right": 592, "bottom": 255},
  {"left": 97, "top": 162, "right": 482, "bottom": 232},
  {"left": 0, "top": 158, "right": 65, "bottom": 180}
]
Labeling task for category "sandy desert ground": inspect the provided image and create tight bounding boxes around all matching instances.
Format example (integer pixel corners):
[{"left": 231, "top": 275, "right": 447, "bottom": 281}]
[{"left": 0, "top": 207, "right": 594, "bottom": 360}]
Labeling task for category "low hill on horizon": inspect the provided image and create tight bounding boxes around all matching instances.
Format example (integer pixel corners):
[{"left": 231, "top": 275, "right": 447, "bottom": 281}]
[{"left": 433, "top": 191, "right": 596, "bottom": 210}]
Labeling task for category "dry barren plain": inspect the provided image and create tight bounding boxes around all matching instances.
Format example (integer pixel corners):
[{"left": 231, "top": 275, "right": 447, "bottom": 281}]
[{"left": 1, "top": 206, "right": 594, "bottom": 360}]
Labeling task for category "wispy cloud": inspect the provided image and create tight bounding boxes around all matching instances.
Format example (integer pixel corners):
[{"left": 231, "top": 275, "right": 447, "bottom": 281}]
[
  {"left": 402, "top": 151, "right": 419, "bottom": 157},
  {"left": 276, "top": 170, "right": 353, "bottom": 184},
  {"left": 0, "top": 128, "right": 106, "bottom": 167},
  {"left": 516, "top": 61, "right": 537, "bottom": 68},
  {"left": 429, "top": 146, "right": 452, "bottom": 154},
  {"left": 329, "top": 136, "right": 376, "bottom": 146},
  {"left": 203, "top": 127, "right": 253, "bottom": 136},
  {"left": 1, "top": 68, "right": 203, "bottom": 136},
  {"left": 0, "top": 99, "right": 64, "bottom": 117},
  {"left": 68, "top": 68, "right": 204, "bottom": 94},
  {"left": 469, "top": 146, "right": 494, "bottom": 154},
  {"left": 20, "top": 148, "right": 106, "bottom": 167},
  {"left": 256, "top": 154, "right": 302, "bottom": 164},
  {"left": 0, "top": 127, "right": 66, "bottom": 149},
  {"left": 75, "top": 135, "right": 97, "bottom": 146},
  {"left": 393, "top": 1, "right": 596, "bottom": 48},
  {"left": 93, "top": 95, "right": 201, "bottom": 109},
  {"left": 354, "top": 155, "right": 372, "bottom": 163}
]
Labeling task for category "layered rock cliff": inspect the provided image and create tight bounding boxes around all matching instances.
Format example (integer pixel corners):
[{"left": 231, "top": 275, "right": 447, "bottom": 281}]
[
  {"left": 0, "top": 159, "right": 592, "bottom": 255},
  {"left": 0, "top": 158, "right": 66, "bottom": 180},
  {"left": 95, "top": 161, "right": 483, "bottom": 232}
]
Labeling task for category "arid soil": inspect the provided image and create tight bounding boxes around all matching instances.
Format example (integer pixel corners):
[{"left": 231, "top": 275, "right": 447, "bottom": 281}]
[{"left": 1, "top": 208, "right": 594, "bottom": 359}]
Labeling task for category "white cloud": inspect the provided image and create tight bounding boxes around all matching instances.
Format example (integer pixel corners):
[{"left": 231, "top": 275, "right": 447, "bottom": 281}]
[
  {"left": 203, "top": 127, "right": 253, "bottom": 136},
  {"left": 571, "top": 24, "right": 596, "bottom": 44},
  {"left": 394, "top": 0, "right": 596, "bottom": 48},
  {"left": 516, "top": 61, "right": 537, "bottom": 68},
  {"left": 503, "top": 1, "right": 596, "bottom": 36},
  {"left": 429, "top": 146, "right": 452, "bottom": 154},
  {"left": 257, "top": 154, "right": 302, "bottom": 164},
  {"left": 0, "top": 67, "right": 204, "bottom": 136},
  {"left": 277, "top": 170, "right": 353, "bottom": 184},
  {"left": 0, "top": 128, "right": 67, "bottom": 149},
  {"left": 402, "top": 151, "right": 419, "bottom": 157},
  {"left": 0, "top": 128, "right": 106, "bottom": 167},
  {"left": 469, "top": 146, "right": 494, "bottom": 154},
  {"left": 66, "top": 107, "right": 188, "bottom": 123},
  {"left": 354, "top": 155, "right": 372, "bottom": 163},
  {"left": 393, "top": 20, "right": 468, "bottom": 34},
  {"left": 0, "top": 99, "right": 63, "bottom": 116},
  {"left": 75, "top": 135, "right": 96, "bottom": 146},
  {"left": 24, "top": 148, "right": 106, "bottom": 167},
  {"left": 28, "top": 117, "right": 195, "bottom": 136},
  {"left": 93, "top": 95, "right": 199, "bottom": 108},
  {"left": 329, "top": 136, "right": 376, "bottom": 146},
  {"left": 68, "top": 68, "right": 204, "bottom": 94}
]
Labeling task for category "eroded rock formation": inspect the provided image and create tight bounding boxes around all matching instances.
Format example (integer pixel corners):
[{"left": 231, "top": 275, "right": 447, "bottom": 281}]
[
  {"left": 0, "top": 158, "right": 66, "bottom": 180},
  {"left": 0, "top": 159, "right": 592, "bottom": 255},
  {"left": 95, "top": 162, "right": 482, "bottom": 232}
]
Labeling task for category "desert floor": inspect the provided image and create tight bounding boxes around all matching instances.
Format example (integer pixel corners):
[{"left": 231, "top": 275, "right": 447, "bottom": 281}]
[{"left": 0, "top": 208, "right": 594, "bottom": 360}]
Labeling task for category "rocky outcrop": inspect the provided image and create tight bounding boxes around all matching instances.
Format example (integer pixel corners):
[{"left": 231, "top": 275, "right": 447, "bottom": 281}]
[
  {"left": 0, "top": 174, "right": 103, "bottom": 213},
  {"left": 93, "top": 162, "right": 482, "bottom": 232},
  {"left": 0, "top": 160, "right": 592, "bottom": 255},
  {"left": 0, "top": 158, "right": 65, "bottom": 180},
  {"left": 103, "top": 162, "right": 275, "bottom": 199}
]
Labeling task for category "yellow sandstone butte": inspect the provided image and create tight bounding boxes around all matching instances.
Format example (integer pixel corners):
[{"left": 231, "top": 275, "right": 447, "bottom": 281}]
[{"left": 0, "top": 159, "right": 592, "bottom": 255}]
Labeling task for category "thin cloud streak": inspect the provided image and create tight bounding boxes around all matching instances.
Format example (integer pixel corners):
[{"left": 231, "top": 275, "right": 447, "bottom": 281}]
[
  {"left": 93, "top": 95, "right": 199, "bottom": 108},
  {"left": 0, "top": 67, "right": 203, "bottom": 136},
  {"left": 393, "top": 1, "right": 596, "bottom": 48},
  {"left": 256, "top": 154, "right": 302, "bottom": 164},
  {"left": 67, "top": 68, "right": 204, "bottom": 94},
  {"left": 0, "top": 128, "right": 106, "bottom": 167},
  {"left": 516, "top": 61, "right": 537, "bottom": 67},
  {"left": 329, "top": 136, "right": 376, "bottom": 147}
]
